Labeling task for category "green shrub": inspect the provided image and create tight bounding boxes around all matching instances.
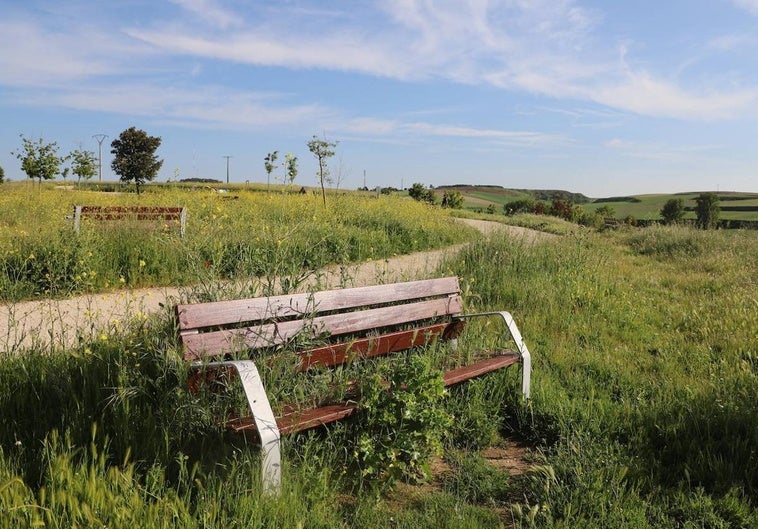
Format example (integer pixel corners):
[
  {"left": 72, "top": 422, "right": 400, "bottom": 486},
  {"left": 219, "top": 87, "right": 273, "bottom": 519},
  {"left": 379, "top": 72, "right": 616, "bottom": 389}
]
[{"left": 353, "top": 354, "right": 452, "bottom": 489}]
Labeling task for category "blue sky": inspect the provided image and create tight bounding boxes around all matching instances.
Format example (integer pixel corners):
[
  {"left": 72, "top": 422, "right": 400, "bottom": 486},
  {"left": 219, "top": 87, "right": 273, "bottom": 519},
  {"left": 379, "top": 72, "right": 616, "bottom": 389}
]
[{"left": 1, "top": 0, "right": 757, "bottom": 197}]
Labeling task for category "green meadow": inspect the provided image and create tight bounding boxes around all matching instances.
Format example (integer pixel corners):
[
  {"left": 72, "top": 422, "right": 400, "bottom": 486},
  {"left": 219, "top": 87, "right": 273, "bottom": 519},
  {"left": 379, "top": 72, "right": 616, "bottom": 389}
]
[
  {"left": 434, "top": 184, "right": 758, "bottom": 222},
  {"left": 0, "top": 182, "right": 756, "bottom": 527}
]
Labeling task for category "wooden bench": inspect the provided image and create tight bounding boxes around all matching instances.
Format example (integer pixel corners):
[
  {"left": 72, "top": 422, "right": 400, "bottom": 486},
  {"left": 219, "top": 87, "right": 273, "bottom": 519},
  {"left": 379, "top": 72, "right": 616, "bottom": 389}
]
[
  {"left": 72, "top": 205, "right": 187, "bottom": 237},
  {"left": 175, "top": 276, "right": 532, "bottom": 492},
  {"left": 603, "top": 216, "right": 621, "bottom": 229}
]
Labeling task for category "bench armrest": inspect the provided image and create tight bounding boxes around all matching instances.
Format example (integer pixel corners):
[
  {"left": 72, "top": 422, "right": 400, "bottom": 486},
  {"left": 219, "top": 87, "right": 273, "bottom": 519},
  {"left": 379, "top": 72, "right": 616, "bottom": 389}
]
[{"left": 454, "top": 311, "right": 531, "bottom": 400}]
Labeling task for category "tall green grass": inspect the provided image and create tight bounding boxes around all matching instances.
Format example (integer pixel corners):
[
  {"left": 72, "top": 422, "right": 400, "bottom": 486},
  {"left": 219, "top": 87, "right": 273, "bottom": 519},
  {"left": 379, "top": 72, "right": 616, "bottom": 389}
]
[
  {"left": 1, "top": 217, "right": 756, "bottom": 527},
  {"left": 0, "top": 183, "right": 471, "bottom": 300},
  {"left": 445, "top": 226, "right": 757, "bottom": 527}
]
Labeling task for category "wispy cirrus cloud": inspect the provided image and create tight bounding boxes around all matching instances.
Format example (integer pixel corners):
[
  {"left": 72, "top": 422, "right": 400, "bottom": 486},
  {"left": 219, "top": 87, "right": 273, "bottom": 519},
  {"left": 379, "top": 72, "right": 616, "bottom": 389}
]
[
  {"left": 126, "top": 28, "right": 417, "bottom": 80},
  {"left": 731, "top": 0, "right": 758, "bottom": 15},
  {"left": 12, "top": 83, "right": 333, "bottom": 129},
  {"left": 2, "top": 0, "right": 757, "bottom": 129},
  {"left": 339, "top": 117, "right": 564, "bottom": 147},
  {"left": 169, "top": 0, "right": 242, "bottom": 29},
  {"left": 122, "top": 1, "right": 758, "bottom": 120},
  {"left": 604, "top": 138, "right": 721, "bottom": 162}
]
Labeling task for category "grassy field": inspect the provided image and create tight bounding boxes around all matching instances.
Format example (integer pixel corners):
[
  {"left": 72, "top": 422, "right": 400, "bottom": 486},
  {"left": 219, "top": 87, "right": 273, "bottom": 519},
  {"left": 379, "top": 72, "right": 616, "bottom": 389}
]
[
  {"left": 433, "top": 185, "right": 758, "bottom": 222},
  {"left": 0, "top": 182, "right": 756, "bottom": 527},
  {"left": 585, "top": 192, "right": 758, "bottom": 221},
  {"left": 0, "top": 181, "right": 472, "bottom": 301}
]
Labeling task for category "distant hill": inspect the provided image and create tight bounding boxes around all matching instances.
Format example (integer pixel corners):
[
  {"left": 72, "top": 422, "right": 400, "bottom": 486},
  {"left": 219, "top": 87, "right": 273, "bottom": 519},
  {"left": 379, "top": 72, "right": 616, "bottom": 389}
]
[
  {"left": 433, "top": 185, "right": 758, "bottom": 222},
  {"left": 180, "top": 177, "right": 223, "bottom": 183},
  {"left": 435, "top": 185, "right": 591, "bottom": 205}
]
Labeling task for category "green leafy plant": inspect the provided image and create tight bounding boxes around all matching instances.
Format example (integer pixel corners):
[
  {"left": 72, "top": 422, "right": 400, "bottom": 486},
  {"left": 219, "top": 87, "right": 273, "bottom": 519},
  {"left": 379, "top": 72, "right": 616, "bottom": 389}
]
[{"left": 353, "top": 354, "right": 452, "bottom": 489}]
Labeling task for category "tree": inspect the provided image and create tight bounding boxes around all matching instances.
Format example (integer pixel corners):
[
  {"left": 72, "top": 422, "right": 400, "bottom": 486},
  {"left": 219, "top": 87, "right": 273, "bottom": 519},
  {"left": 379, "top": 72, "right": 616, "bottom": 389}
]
[
  {"left": 307, "top": 135, "right": 337, "bottom": 205},
  {"left": 660, "top": 198, "right": 685, "bottom": 225},
  {"left": 13, "top": 135, "right": 64, "bottom": 186},
  {"left": 550, "top": 198, "right": 575, "bottom": 221},
  {"left": 408, "top": 182, "right": 426, "bottom": 201},
  {"left": 595, "top": 205, "right": 615, "bottom": 218},
  {"left": 504, "top": 198, "right": 535, "bottom": 216},
  {"left": 69, "top": 148, "right": 97, "bottom": 185},
  {"left": 110, "top": 127, "right": 163, "bottom": 194},
  {"left": 694, "top": 193, "right": 720, "bottom": 230},
  {"left": 408, "top": 183, "right": 436, "bottom": 205},
  {"left": 264, "top": 151, "right": 278, "bottom": 191},
  {"left": 0, "top": 165, "right": 4, "bottom": 183},
  {"left": 441, "top": 190, "right": 464, "bottom": 209},
  {"left": 284, "top": 153, "right": 298, "bottom": 187}
]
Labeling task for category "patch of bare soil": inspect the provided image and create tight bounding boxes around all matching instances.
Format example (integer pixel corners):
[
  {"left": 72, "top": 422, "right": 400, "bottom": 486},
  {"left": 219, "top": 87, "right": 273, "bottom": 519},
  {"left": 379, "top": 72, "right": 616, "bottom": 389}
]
[{"left": 481, "top": 441, "right": 532, "bottom": 477}]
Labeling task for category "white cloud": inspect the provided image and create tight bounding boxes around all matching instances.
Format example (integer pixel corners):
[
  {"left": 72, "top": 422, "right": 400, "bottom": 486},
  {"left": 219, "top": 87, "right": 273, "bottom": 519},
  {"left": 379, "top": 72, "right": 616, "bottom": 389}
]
[
  {"left": 590, "top": 72, "right": 757, "bottom": 120},
  {"left": 731, "top": 0, "right": 758, "bottom": 15},
  {"left": 604, "top": 138, "right": 721, "bottom": 162},
  {"left": 169, "top": 0, "right": 242, "bottom": 28},
  {"left": 0, "top": 20, "right": 118, "bottom": 85},
  {"left": 12, "top": 84, "right": 332, "bottom": 129},
  {"left": 126, "top": 28, "right": 419, "bottom": 80},
  {"left": 3, "top": 1, "right": 757, "bottom": 124},
  {"left": 338, "top": 116, "right": 564, "bottom": 147}
]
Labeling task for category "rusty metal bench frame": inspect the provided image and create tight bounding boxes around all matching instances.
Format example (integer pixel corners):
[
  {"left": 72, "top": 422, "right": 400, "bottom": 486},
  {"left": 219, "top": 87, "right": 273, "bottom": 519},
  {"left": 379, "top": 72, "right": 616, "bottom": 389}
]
[
  {"left": 175, "top": 276, "right": 531, "bottom": 492},
  {"left": 72, "top": 205, "right": 187, "bottom": 237}
]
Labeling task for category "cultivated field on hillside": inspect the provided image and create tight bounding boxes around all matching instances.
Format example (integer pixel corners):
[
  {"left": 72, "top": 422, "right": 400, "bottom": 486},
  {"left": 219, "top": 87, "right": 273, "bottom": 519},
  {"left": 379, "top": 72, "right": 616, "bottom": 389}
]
[{"left": 434, "top": 185, "right": 758, "bottom": 222}]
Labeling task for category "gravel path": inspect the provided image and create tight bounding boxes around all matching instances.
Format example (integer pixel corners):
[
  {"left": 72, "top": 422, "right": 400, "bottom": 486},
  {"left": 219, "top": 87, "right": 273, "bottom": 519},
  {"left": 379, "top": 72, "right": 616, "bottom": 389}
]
[{"left": 0, "top": 219, "right": 548, "bottom": 352}]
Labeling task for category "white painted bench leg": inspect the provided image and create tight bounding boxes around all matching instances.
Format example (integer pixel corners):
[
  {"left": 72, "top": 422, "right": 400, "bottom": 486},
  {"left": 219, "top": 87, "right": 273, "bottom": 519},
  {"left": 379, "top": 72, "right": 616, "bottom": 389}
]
[
  {"left": 221, "top": 360, "right": 282, "bottom": 494},
  {"left": 498, "top": 311, "right": 531, "bottom": 400},
  {"left": 454, "top": 311, "right": 532, "bottom": 400}
]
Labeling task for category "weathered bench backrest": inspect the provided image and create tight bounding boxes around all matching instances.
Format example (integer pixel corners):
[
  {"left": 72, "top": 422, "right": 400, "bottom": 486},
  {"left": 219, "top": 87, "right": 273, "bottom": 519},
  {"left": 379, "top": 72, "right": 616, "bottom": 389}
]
[{"left": 177, "top": 277, "right": 463, "bottom": 364}]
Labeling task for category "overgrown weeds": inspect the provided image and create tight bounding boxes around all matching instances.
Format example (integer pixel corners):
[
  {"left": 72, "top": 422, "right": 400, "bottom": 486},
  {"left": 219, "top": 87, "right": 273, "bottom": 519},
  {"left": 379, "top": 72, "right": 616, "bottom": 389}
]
[
  {"left": 0, "top": 184, "right": 470, "bottom": 301},
  {"left": 1, "top": 207, "right": 756, "bottom": 527},
  {"left": 444, "top": 226, "right": 758, "bottom": 527}
]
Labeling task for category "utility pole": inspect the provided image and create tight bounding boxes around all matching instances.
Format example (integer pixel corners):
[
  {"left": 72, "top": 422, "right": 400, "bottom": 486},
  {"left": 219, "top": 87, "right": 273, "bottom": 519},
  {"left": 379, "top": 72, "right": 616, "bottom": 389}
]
[
  {"left": 363, "top": 169, "right": 366, "bottom": 189},
  {"left": 222, "top": 155, "right": 232, "bottom": 184},
  {"left": 92, "top": 134, "right": 108, "bottom": 181}
]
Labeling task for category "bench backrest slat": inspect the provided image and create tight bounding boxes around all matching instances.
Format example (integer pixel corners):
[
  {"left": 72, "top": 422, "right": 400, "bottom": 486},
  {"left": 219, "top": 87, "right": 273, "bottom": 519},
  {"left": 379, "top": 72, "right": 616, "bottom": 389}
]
[
  {"left": 296, "top": 323, "right": 450, "bottom": 370},
  {"left": 177, "top": 276, "right": 460, "bottom": 331},
  {"left": 182, "top": 296, "right": 462, "bottom": 360}
]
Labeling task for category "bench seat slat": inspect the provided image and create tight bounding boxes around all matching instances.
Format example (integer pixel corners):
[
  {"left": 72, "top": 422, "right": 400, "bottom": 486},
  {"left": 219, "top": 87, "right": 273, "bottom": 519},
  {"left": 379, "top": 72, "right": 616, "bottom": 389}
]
[
  {"left": 441, "top": 352, "right": 520, "bottom": 385},
  {"left": 177, "top": 276, "right": 460, "bottom": 330},
  {"left": 183, "top": 296, "right": 463, "bottom": 360},
  {"left": 228, "top": 353, "right": 522, "bottom": 436}
]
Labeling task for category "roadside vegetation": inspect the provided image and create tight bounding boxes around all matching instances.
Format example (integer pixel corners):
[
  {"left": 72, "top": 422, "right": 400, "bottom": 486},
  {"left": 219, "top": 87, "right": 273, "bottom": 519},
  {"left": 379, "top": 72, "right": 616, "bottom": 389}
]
[
  {"left": 0, "top": 183, "right": 756, "bottom": 527},
  {"left": 0, "top": 182, "right": 469, "bottom": 301}
]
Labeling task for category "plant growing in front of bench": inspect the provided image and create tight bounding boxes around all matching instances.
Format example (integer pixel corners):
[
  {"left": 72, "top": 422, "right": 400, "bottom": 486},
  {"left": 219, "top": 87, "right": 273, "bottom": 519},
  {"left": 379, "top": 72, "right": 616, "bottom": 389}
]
[{"left": 353, "top": 354, "right": 452, "bottom": 489}]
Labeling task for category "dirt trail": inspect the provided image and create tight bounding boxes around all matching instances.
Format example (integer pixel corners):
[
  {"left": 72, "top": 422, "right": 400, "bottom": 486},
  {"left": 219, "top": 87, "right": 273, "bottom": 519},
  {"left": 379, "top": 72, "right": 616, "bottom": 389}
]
[{"left": 0, "top": 219, "right": 548, "bottom": 352}]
